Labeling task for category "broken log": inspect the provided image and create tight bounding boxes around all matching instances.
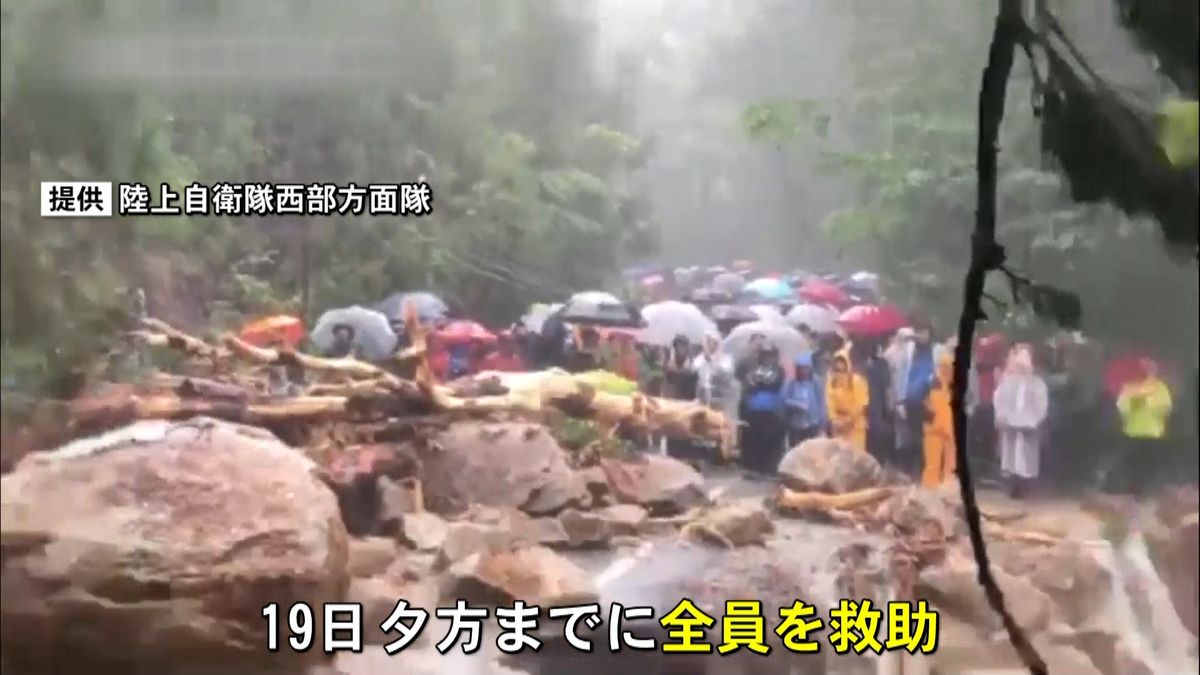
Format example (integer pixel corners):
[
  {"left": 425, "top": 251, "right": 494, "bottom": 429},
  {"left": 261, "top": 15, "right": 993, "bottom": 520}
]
[
  {"left": 132, "top": 319, "right": 731, "bottom": 447},
  {"left": 774, "top": 486, "right": 897, "bottom": 515}
]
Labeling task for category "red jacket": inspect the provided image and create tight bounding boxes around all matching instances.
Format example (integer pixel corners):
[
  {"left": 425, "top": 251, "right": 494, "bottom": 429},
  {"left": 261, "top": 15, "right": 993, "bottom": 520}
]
[{"left": 481, "top": 351, "right": 525, "bottom": 372}]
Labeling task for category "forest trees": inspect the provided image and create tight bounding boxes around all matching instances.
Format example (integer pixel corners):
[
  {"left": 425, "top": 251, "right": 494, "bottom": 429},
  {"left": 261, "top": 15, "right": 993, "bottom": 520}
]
[
  {"left": 0, "top": 0, "right": 657, "bottom": 397},
  {"left": 739, "top": 0, "right": 1198, "bottom": 364}
]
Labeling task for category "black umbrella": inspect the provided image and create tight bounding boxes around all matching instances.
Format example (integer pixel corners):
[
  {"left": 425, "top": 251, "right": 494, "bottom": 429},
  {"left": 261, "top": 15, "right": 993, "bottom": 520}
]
[{"left": 556, "top": 291, "right": 645, "bottom": 328}]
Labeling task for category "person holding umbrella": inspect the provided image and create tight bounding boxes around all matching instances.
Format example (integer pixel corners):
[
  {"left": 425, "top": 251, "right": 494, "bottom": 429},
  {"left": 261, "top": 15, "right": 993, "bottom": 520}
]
[
  {"left": 740, "top": 342, "right": 787, "bottom": 476},
  {"left": 890, "top": 319, "right": 947, "bottom": 477}
]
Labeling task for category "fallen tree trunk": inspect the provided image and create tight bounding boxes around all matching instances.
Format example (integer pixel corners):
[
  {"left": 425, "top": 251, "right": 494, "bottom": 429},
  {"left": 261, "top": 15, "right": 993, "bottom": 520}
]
[
  {"left": 773, "top": 486, "right": 897, "bottom": 514},
  {"left": 119, "top": 320, "right": 732, "bottom": 448}
]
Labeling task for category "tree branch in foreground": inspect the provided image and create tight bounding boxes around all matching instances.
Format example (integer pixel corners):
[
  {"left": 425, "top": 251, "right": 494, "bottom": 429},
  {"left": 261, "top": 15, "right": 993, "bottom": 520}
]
[{"left": 953, "top": 1, "right": 1047, "bottom": 673}]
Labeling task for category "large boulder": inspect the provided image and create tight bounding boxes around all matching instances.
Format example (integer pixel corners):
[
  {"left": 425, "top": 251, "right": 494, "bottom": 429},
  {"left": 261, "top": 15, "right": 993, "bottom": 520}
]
[
  {"left": 421, "top": 422, "right": 587, "bottom": 516},
  {"left": 0, "top": 418, "right": 349, "bottom": 674},
  {"left": 600, "top": 454, "right": 707, "bottom": 516},
  {"left": 777, "top": 437, "right": 884, "bottom": 494},
  {"left": 916, "top": 552, "right": 1054, "bottom": 635},
  {"left": 1144, "top": 485, "right": 1199, "bottom": 639},
  {"left": 993, "top": 540, "right": 1112, "bottom": 627}
]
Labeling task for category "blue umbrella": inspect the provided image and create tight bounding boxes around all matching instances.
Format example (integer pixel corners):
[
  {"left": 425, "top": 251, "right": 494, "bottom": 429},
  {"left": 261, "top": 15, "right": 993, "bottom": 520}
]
[
  {"left": 743, "top": 277, "right": 794, "bottom": 303},
  {"left": 376, "top": 291, "right": 449, "bottom": 323}
]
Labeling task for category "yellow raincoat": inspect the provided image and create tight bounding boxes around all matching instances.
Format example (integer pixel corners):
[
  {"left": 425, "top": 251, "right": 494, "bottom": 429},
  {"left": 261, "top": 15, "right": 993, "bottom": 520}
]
[
  {"left": 825, "top": 352, "right": 868, "bottom": 451},
  {"left": 1117, "top": 376, "right": 1173, "bottom": 439},
  {"left": 922, "top": 353, "right": 957, "bottom": 488}
]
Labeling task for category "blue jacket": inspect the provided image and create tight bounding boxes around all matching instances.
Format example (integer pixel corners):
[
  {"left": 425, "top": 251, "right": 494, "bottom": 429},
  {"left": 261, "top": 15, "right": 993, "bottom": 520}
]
[
  {"left": 783, "top": 352, "right": 825, "bottom": 429},
  {"left": 743, "top": 361, "right": 785, "bottom": 413}
]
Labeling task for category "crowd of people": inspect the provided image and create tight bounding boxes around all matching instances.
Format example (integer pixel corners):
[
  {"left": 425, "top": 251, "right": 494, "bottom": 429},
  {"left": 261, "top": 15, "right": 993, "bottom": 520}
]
[{"left": 299, "top": 263, "right": 1186, "bottom": 500}]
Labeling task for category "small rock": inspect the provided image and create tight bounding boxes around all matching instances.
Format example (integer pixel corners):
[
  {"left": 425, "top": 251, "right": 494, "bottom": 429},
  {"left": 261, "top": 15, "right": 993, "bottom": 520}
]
[
  {"left": 349, "top": 577, "right": 439, "bottom": 645},
  {"left": 578, "top": 465, "right": 611, "bottom": 499},
  {"left": 1113, "top": 641, "right": 1155, "bottom": 675},
  {"left": 557, "top": 508, "right": 611, "bottom": 549},
  {"left": 530, "top": 517, "right": 570, "bottom": 547},
  {"left": 401, "top": 511, "right": 449, "bottom": 551},
  {"left": 348, "top": 536, "right": 400, "bottom": 578},
  {"left": 378, "top": 477, "right": 424, "bottom": 533},
  {"left": 599, "top": 503, "right": 649, "bottom": 536},
  {"left": 1034, "top": 641, "right": 1103, "bottom": 675},
  {"left": 777, "top": 436, "right": 884, "bottom": 494},
  {"left": 687, "top": 499, "right": 774, "bottom": 548},
  {"left": 445, "top": 546, "right": 598, "bottom": 607}
]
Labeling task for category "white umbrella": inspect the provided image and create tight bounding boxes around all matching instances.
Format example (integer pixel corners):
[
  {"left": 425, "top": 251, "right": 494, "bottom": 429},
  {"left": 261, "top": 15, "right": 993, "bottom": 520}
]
[
  {"left": 784, "top": 303, "right": 840, "bottom": 334},
  {"left": 721, "top": 320, "right": 812, "bottom": 370},
  {"left": 747, "top": 304, "right": 786, "bottom": 324},
  {"left": 310, "top": 305, "right": 398, "bottom": 361},
  {"left": 640, "top": 301, "right": 720, "bottom": 346}
]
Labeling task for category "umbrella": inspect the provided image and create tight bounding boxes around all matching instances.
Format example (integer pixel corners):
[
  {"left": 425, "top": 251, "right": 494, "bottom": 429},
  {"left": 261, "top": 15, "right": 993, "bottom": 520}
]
[
  {"left": 435, "top": 320, "right": 497, "bottom": 346},
  {"left": 721, "top": 320, "right": 812, "bottom": 370},
  {"left": 640, "top": 301, "right": 720, "bottom": 346},
  {"left": 797, "top": 279, "right": 850, "bottom": 307},
  {"left": 640, "top": 274, "right": 665, "bottom": 288},
  {"left": 521, "top": 303, "right": 562, "bottom": 332},
  {"left": 238, "top": 314, "right": 305, "bottom": 348},
  {"left": 711, "top": 272, "right": 747, "bottom": 295},
  {"left": 376, "top": 291, "right": 449, "bottom": 323},
  {"left": 743, "top": 277, "right": 794, "bottom": 303},
  {"left": 708, "top": 304, "right": 758, "bottom": 323},
  {"left": 849, "top": 270, "right": 880, "bottom": 287},
  {"left": 784, "top": 303, "right": 839, "bottom": 334},
  {"left": 310, "top": 306, "right": 398, "bottom": 361},
  {"left": 558, "top": 291, "right": 644, "bottom": 327},
  {"left": 687, "top": 287, "right": 734, "bottom": 305},
  {"left": 836, "top": 304, "right": 908, "bottom": 336},
  {"left": 1104, "top": 352, "right": 1156, "bottom": 397},
  {"left": 747, "top": 304, "right": 786, "bottom": 323}
]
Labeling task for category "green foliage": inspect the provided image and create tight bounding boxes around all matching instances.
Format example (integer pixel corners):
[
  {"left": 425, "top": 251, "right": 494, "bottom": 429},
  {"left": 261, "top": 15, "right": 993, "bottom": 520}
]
[
  {"left": 1156, "top": 98, "right": 1199, "bottom": 168},
  {"left": 737, "top": 0, "right": 1197, "bottom": 355},
  {"left": 0, "top": 0, "right": 659, "bottom": 399}
]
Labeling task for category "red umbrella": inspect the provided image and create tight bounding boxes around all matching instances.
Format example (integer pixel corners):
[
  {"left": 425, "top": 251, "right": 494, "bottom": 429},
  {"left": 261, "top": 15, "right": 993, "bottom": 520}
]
[
  {"left": 1104, "top": 352, "right": 1155, "bottom": 397},
  {"left": 797, "top": 279, "right": 850, "bottom": 307},
  {"left": 836, "top": 304, "right": 908, "bottom": 336},
  {"left": 435, "top": 320, "right": 497, "bottom": 346},
  {"left": 239, "top": 314, "right": 305, "bottom": 348}
]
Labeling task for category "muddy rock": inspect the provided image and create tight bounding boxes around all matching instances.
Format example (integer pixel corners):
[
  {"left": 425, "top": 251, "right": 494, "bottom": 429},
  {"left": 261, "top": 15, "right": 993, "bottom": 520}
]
[
  {"left": 686, "top": 498, "right": 775, "bottom": 548},
  {"left": 378, "top": 476, "right": 425, "bottom": 531},
  {"left": 445, "top": 546, "right": 597, "bottom": 607},
  {"left": 600, "top": 454, "right": 707, "bottom": 516},
  {"left": 326, "top": 444, "right": 420, "bottom": 536},
  {"left": 916, "top": 553, "right": 1053, "bottom": 635},
  {"left": 421, "top": 422, "right": 588, "bottom": 516},
  {"left": 0, "top": 418, "right": 348, "bottom": 674},
  {"left": 349, "top": 536, "right": 400, "bottom": 578},
  {"left": 776, "top": 437, "right": 884, "bottom": 494},
  {"left": 880, "top": 486, "right": 962, "bottom": 539},
  {"left": 578, "top": 465, "right": 611, "bottom": 500},
  {"left": 531, "top": 517, "right": 571, "bottom": 547},
  {"left": 435, "top": 509, "right": 543, "bottom": 568},
  {"left": 1032, "top": 641, "right": 1104, "bottom": 675},
  {"left": 1144, "top": 498, "right": 1199, "bottom": 639},
  {"left": 400, "top": 511, "right": 449, "bottom": 551},
  {"left": 599, "top": 503, "right": 649, "bottom": 536},
  {"left": 557, "top": 508, "right": 611, "bottom": 549},
  {"left": 994, "top": 540, "right": 1112, "bottom": 627},
  {"left": 349, "top": 575, "right": 439, "bottom": 645}
]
